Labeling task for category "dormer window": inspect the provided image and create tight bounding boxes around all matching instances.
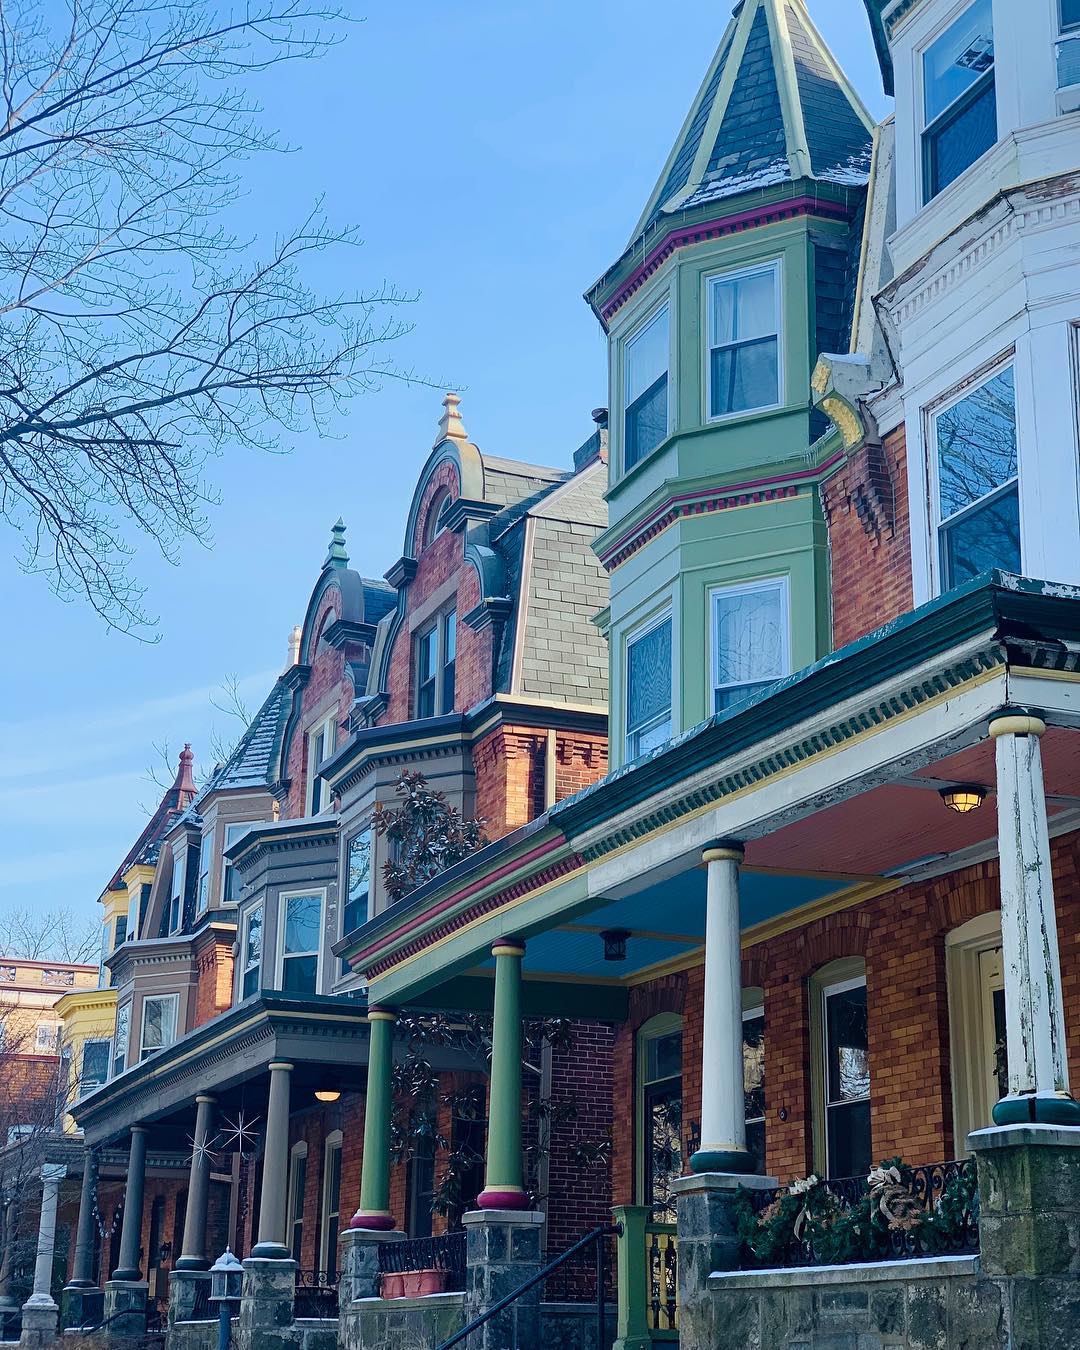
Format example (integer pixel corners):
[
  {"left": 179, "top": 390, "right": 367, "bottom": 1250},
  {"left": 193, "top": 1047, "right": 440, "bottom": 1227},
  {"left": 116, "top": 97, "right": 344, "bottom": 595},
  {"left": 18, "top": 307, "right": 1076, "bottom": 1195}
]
[
  {"left": 623, "top": 305, "right": 669, "bottom": 470},
  {"left": 306, "top": 714, "right": 336, "bottom": 815},
  {"left": 223, "top": 822, "right": 258, "bottom": 903},
  {"left": 707, "top": 263, "right": 781, "bottom": 419},
  {"left": 922, "top": 0, "right": 997, "bottom": 201},
  {"left": 423, "top": 489, "right": 453, "bottom": 547},
  {"left": 414, "top": 609, "right": 456, "bottom": 719},
  {"left": 168, "top": 845, "right": 185, "bottom": 933},
  {"left": 196, "top": 829, "right": 214, "bottom": 915}
]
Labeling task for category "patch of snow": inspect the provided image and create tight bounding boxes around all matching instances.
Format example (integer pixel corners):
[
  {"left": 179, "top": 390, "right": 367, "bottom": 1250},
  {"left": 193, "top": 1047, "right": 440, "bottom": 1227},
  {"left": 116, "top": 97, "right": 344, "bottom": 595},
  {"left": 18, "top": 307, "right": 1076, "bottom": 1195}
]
[
  {"left": 678, "top": 158, "right": 792, "bottom": 209},
  {"left": 819, "top": 149, "right": 873, "bottom": 187}
]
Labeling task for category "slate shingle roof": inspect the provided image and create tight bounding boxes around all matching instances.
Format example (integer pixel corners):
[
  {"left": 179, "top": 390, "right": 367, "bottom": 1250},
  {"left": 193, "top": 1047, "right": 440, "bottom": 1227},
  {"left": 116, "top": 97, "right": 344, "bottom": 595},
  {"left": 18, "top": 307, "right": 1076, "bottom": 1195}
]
[
  {"left": 637, "top": 0, "right": 873, "bottom": 232},
  {"left": 104, "top": 746, "right": 196, "bottom": 892}
]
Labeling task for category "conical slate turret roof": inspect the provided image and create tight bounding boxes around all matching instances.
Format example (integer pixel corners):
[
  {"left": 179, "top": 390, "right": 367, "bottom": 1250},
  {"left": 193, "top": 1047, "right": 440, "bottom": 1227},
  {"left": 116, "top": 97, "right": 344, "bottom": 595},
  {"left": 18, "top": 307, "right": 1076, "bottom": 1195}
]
[{"left": 632, "top": 0, "right": 874, "bottom": 240}]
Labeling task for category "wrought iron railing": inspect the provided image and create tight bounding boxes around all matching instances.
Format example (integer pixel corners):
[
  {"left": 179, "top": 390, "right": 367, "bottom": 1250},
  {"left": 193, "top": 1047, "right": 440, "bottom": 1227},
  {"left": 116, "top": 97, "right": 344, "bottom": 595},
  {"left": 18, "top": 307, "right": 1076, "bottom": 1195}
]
[
  {"left": 741, "top": 1159, "right": 979, "bottom": 1270},
  {"left": 294, "top": 1268, "right": 339, "bottom": 1319},
  {"left": 645, "top": 1222, "right": 678, "bottom": 1334},
  {"left": 175, "top": 1279, "right": 211, "bottom": 1321},
  {"left": 378, "top": 1231, "right": 467, "bottom": 1291},
  {"left": 0, "top": 1304, "right": 21, "bottom": 1342}
]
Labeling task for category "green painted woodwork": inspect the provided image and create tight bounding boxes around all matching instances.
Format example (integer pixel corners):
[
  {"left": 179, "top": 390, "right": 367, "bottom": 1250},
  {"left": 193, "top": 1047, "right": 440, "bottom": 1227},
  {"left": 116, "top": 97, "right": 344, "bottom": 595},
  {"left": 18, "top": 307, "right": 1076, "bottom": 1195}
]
[
  {"left": 612, "top": 1205, "right": 653, "bottom": 1350},
  {"left": 483, "top": 943, "right": 526, "bottom": 1195},
  {"left": 357, "top": 1013, "right": 395, "bottom": 1219},
  {"left": 992, "top": 1094, "right": 1080, "bottom": 1126}
]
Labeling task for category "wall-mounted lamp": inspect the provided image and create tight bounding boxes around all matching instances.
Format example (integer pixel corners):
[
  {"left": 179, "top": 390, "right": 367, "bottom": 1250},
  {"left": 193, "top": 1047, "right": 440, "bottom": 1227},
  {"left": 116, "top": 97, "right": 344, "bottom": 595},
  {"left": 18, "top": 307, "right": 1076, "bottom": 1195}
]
[
  {"left": 600, "top": 929, "right": 631, "bottom": 962},
  {"left": 939, "top": 784, "right": 987, "bottom": 815}
]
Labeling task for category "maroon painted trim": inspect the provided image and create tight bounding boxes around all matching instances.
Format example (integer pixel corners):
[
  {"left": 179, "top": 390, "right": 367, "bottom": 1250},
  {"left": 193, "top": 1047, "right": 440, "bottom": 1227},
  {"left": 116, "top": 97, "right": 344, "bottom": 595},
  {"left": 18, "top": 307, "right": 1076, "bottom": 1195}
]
[
  {"left": 602, "top": 197, "right": 853, "bottom": 323},
  {"left": 349, "top": 1212, "right": 396, "bottom": 1231},
  {"left": 477, "top": 1187, "right": 531, "bottom": 1211}
]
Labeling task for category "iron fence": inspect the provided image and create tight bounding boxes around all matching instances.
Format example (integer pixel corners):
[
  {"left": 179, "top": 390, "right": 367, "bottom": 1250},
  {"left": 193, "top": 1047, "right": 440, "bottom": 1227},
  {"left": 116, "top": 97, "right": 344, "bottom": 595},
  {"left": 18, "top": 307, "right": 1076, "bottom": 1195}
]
[
  {"left": 294, "top": 1268, "right": 339, "bottom": 1319},
  {"left": 377, "top": 1231, "right": 467, "bottom": 1291}
]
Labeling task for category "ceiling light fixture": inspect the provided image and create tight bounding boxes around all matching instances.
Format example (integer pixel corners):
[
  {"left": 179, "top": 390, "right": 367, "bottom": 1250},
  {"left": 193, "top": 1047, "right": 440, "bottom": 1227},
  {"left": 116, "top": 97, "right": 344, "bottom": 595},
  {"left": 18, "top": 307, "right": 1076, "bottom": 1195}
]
[
  {"left": 314, "top": 1087, "right": 341, "bottom": 1103},
  {"left": 601, "top": 929, "right": 631, "bottom": 962},
  {"left": 939, "top": 784, "right": 987, "bottom": 815}
]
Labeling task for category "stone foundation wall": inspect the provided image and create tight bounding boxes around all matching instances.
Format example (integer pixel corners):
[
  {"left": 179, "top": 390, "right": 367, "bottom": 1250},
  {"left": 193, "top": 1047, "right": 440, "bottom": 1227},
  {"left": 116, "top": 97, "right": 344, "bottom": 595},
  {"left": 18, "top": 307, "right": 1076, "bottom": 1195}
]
[{"left": 340, "top": 1292, "right": 465, "bottom": 1349}]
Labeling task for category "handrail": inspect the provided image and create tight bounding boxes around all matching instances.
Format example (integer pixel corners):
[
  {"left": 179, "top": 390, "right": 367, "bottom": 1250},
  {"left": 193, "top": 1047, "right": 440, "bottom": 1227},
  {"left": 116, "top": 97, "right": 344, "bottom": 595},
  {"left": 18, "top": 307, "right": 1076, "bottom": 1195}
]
[
  {"left": 435, "top": 1222, "right": 621, "bottom": 1350},
  {"left": 73, "top": 1305, "right": 160, "bottom": 1336}
]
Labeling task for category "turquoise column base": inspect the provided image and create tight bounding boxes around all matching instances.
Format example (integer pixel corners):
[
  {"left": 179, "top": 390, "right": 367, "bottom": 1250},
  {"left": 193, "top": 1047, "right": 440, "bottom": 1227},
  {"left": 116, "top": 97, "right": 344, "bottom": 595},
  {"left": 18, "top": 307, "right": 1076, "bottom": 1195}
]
[
  {"left": 689, "top": 1146, "right": 757, "bottom": 1175},
  {"left": 992, "top": 1092, "right": 1080, "bottom": 1126}
]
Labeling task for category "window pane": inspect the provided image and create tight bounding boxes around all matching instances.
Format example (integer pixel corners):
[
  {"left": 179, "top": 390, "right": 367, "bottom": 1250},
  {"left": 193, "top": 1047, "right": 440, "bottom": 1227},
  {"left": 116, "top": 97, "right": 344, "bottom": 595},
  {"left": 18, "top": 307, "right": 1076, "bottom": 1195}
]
[
  {"left": 418, "top": 627, "right": 437, "bottom": 683},
  {"left": 710, "top": 270, "right": 776, "bottom": 347},
  {"left": 937, "top": 368, "right": 1017, "bottom": 520},
  {"left": 923, "top": 0, "right": 994, "bottom": 123},
  {"left": 283, "top": 954, "right": 318, "bottom": 994},
  {"left": 646, "top": 1031, "right": 681, "bottom": 1084},
  {"left": 714, "top": 584, "right": 785, "bottom": 703},
  {"left": 645, "top": 1083, "right": 682, "bottom": 1222},
  {"left": 442, "top": 611, "right": 457, "bottom": 713},
  {"left": 625, "top": 373, "right": 668, "bottom": 468},
  {"left": 284, "top": 895, "right": 321, "bottom": 954},
  {"left": 242, "top": 903, "right": 263, "bottom": 998},
  {"left": 826, "top": 985, "right": 870, "bottom": 1104},
  {"left": 710, "top": 339, "right": 779, "bottom": 418},
  {"left": 627, "top": 618, "right": 672, "bottom": 736},
  {"left": 927, "top": 79, "right": 997, "bottom": 197},
  {"left": 942, "top": 483, "right": 1021, "bottom": 585},
  {"left": 827, "top": 1099, "right": 872, "bottom": 1179},
  {"left": 625, "top": 308, "right": 668, "bottom": 407},
  {"left": 1064, "top": 0, "right": 1080, "bottom": 28},
  {"left": 82, "top": 1041, "right": 110, "bottom": 1085},
  {"left": 743, "top": 1013, "right": 765, "bottom": 1124},
  {"left": 343, "top": 833, "right": 371, "bottom": 934}
]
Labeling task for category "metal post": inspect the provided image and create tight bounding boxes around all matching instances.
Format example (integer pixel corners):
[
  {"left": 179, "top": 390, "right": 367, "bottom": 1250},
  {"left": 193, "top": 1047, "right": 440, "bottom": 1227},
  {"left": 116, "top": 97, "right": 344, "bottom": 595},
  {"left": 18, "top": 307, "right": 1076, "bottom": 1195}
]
[{"left": 596, "top": 1229, "right": 606, "bottom": 1350}]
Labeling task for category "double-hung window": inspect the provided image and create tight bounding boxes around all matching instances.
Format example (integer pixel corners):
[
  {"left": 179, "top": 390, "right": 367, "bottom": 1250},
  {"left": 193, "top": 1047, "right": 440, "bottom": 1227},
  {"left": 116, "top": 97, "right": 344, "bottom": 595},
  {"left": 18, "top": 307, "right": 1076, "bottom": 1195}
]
[
  {"left": 922, "top": 0, "right": 997, "bottom": 200},
  {"left": 113, "top": 1003, "right": 131, "bottom": 1076},
  {"left": 240, "top": 902, "right": 264, "bottom": 1001},
  {"left": 707, "top": 263, "right": 781, "bottom": 419},
  {"left": 320, "top": 1134, "right": 343, "bottom": 1278},
  {"left": 625, "top": 613, "right": 672, "bottom": 761},
  {"left": 196, "top": 829, "right": 214, "bottom": 915},
  {"left": 140, "top": 994, "right": 179, "bottom": 1060},
  {"left": 414, "top": 609, "right": 457, "bottom": 718},
  {"left": 711, "top": 577, "right": 790, "bottom": 712},
  {"left": 306, "top": 715, "right": 336, "bottom": 815},
  {"left": 80, "top": 1039, "right": 111, "bottom": 1097},
  {"left": 223, "top": 822, "right": 257, "bottom": 904},
  {"left": 822, "top": 978, "right": 871, "bottom": 1178},
  {"left": 169, "top": 846, "right": 185, "bottom": 933},
  {"left": 1060, "top": 0, "right": 1080, "bottom": 89},
  {"left": 623, "top": 305, "right": 669, "bottom": 470},
  {"left": 287, "top": 1143, "right": 307, "bottom": 1263},
  {"left": 280, "top": 891, "right": 322, "bottom": 994},
  {"left": 341, "top": 830, "right": 372, "bottom": 975},
  {"left": 932, "top": 364, "right": 1020, "bottom": 589},
  {"left": 743, "top": 1006, "right": 766, "bottom": 1174}
]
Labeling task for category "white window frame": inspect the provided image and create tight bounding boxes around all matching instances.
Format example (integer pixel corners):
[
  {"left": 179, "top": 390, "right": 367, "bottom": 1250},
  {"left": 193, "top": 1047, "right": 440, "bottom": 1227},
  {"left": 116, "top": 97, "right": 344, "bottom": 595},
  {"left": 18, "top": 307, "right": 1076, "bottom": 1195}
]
[
  {"left": 287, "top": 1141, "right": 308, "bottom": 1263},
  {"left": 624, "top": 608, "right": 673, "bottom": 762},
  {"left": 926, "top": 358, "right": 1020, "bottom": 595},
  {"left": 277, "top": 888, "right": 325, "bottom": 995},
  {"left": 222, "top": 821, "right": 259, "bottom": 906},
  {"left": 306, "top": 714, "right": 337, "bottom": 815},
  {"left": 622, "top": 301, "right": 671, "bottom": 473},
  {"left": 820, "top": 974, "right": 871, "bottom": 1179},
  {"left": 917, "top": 0, "right": 997, "bottom": 204},
  {"left": 319, "top": 1130, "right": 344, "bottom": 1275},
  {"left": 1059, "top": 0, "right": 1080, "bottom": 96},
  {"left": 113, "top": 1002, "right": 131, "bottom": 1077},
  {"left": 169, "top": 844, "right": 186, "bottom": 934},
  {"left": 139, "top": 993, "right": 179, "bottom": 1060},
  {"left": 35, "top": 1023, "right": 59, "bottom": 1053},
  {"left": 79, "top": 1038, "right": 112, "bottom": 1097},
  {"left": 196, "top": 828, "right": 214, "bottom": 915},
  {"left": 238, "top": 901, "right": 265, "bottom": 1002},
  {"left": 704, "top": 260, "right": 783, "bottom": 423},
  {"left": 709, "top": 576, "right": 790, "bottom": 713},
  {"left": 414, "top": 608, "right": 457, "bottom": 719}
]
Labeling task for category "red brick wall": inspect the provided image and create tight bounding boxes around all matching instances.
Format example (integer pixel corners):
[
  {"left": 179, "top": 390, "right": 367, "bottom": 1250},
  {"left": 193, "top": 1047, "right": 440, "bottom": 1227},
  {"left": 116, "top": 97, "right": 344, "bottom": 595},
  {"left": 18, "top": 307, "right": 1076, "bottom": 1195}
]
[
  {"left": 474, "top": 727, "right": 609, "bottom": 841},
  {"left": 543, "top": 1022, "right": 615, "bottom": 1254},
  {"left": 822, "top": 425, "right": 913, "bottom": 650},
  {"left": 193, "top": 937, "right": 235, "bottom": 1027},
  {"left": 612, "top": 831, "right": 1080, "bottom": 1192}
]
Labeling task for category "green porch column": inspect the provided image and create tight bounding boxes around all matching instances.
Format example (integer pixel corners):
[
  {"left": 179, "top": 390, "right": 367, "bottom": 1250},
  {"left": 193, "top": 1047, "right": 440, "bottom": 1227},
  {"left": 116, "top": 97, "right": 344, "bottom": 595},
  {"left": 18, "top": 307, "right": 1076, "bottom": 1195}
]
[
  {"left": 350, "top": 1007, "right": 398, "bottom": 1230},
  {"left": 612, "top": 1205, "right": 652, "bottom": 1350},
  {"left": 478, "top": 937, "right": 530, "bottom": 1210}
]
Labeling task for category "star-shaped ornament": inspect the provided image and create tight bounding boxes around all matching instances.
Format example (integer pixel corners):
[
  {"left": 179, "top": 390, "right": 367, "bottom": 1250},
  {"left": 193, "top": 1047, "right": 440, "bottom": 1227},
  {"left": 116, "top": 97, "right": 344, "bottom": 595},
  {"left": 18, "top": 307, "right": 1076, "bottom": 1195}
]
[{"left": 218, "top": 1110, "right": 260, "bottom": 1153}]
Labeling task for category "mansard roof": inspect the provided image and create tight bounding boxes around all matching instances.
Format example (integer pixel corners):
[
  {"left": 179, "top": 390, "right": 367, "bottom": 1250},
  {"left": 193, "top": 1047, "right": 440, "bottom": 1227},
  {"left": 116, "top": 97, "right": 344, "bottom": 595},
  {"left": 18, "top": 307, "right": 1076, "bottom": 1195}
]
[
  {"left": 104, "top": 745, "right": 196, "bottom": 892},
  {"left": 632, "top": 0, "right": 874, "bottom": 240}
]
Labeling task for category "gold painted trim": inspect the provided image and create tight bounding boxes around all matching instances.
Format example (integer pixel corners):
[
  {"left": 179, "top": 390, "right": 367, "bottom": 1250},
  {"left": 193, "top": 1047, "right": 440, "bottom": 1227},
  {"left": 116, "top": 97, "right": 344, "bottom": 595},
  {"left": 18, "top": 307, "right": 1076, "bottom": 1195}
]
[
  {"left": 492, "top": 942, "right": 526, "bottom": 958},
  {"left": 1011, "top": 666, "right": 1080, "bottom": 685},
  {"left": 702, "top": 846, "right": 744, "bottom": 864},
  {"left": 367, "top": 1011, "right": 397, "bottom": 1024},
  {"left": 989, "top": 714, "right": 1046, "bottom": 738}
]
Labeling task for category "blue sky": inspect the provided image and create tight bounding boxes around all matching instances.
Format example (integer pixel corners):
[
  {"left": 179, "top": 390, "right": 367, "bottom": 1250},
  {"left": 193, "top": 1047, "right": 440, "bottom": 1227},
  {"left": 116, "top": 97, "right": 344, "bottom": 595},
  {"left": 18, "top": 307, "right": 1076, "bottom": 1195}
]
[{"left": 0, "top": 1, "right": 890, "bottom": 928}]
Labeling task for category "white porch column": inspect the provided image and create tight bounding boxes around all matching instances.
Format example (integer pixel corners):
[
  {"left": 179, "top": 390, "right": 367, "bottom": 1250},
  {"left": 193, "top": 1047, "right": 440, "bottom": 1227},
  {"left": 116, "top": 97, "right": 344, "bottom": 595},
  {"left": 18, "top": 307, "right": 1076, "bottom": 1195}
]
[
  {"left": 989, "top": 712, "right": 1080, "bottom": 1126},
  {"left": 24, "top": 1164, "right": 65, "bottom": 1309},
  {"left": 690, "top": 842, "right": 755, "bottom": 1174}
]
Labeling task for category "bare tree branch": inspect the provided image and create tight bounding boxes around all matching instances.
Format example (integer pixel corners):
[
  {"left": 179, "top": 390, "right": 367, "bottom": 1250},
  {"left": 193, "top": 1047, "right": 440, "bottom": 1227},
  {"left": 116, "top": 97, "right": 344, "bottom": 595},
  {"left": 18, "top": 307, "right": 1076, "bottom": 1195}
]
[
  {"left": 0, "top": 905, "right": 100, "bottom": 963},
  {"left": 0, "top": 1, "right": 418, "bottom": 635}
]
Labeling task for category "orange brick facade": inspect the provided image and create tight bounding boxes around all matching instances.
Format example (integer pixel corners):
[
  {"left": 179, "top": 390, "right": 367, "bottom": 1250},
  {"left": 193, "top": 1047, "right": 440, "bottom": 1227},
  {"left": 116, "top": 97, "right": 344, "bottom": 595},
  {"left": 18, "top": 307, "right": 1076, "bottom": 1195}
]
[
  {"left": 611, "top": 830, "right": 1080, "bottom": 1199},
  {"left": 473, "top": 727, "right": 609, "bottom": 840},
  {"left": 193, "top": 934, "right": 235, "bottom": 1028},
  {"left": 821, "top": 425, "right": 913, "bottom": 649}
]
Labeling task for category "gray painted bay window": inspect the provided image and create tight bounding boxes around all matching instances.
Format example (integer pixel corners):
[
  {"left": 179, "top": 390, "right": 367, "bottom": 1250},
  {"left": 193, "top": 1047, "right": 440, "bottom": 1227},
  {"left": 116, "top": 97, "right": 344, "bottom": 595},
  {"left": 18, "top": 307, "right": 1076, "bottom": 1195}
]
[
  {"left": 140, "top": 993, "right": 179, "bottom": 1059},
  {"left": 922, "top": 0, "right": 997, "bottom": 200},
  {"left": 707, "top": 263, "right": 781, "bottom": 418},
  {"left": 223, "top": 822, "right": 258, "bottom": 903},
  {"left": 113, "top": 1002, "right": 130, "bottom": 1076},
  {"left": 625, "top": 613, "right": 672, "bottom": 760},
  {"left": 934, "top": 364, "right": 1020, "bottom": 588},
  {"left": 341, "top": 829, "right": 372, "bottom": 974},
  {"left": 240, "top": 902, "right": 264, "bottom": 1000},
  {"left": 196, "top": 829, "right": 213, "bottom": 914},
  {"left": 280, "top": 891, "right": 322, "bottom": 994},
  {"left": 623, "top": 304, "right": 669, "bottom": 469}
]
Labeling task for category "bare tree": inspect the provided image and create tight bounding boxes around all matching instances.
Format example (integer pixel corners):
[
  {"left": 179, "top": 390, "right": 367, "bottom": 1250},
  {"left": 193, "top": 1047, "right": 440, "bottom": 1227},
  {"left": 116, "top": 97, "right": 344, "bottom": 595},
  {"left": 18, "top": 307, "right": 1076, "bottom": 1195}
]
[
  {"left": 0, "top": 0, "right": 415, "bottom": 634},
  {"left": 0, "top": 906, "right": 100, "bottom": 963}
]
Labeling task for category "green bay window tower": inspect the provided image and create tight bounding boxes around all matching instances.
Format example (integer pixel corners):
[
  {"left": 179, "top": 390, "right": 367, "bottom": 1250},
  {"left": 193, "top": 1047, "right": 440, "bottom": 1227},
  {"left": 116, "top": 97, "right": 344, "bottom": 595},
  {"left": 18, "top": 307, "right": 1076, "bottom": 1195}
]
[{"left": 588, "top": 0, "right": 874, "bottom": 769}]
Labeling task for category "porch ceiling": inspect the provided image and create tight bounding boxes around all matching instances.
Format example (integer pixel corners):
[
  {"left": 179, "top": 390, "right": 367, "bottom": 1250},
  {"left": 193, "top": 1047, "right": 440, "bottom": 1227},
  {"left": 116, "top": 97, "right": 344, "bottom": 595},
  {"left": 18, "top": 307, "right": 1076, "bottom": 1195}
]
[{"left": 464, "top": 725, "right": 1080, "bottom": 991}]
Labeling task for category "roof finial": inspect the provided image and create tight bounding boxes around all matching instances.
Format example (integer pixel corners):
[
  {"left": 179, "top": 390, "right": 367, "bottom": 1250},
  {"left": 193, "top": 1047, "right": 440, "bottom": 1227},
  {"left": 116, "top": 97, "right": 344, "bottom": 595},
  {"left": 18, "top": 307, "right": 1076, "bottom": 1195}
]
[
  {"left": 175, "top": 743, "right": 196, "bottom": 797},
  {"left": 286, "top": 624, "right": 302, "bottom": 670},
  {"left": 324, "top": 518, "right": 349, "bottom": 569},
  {"left": 435, "top": 392, "right": 467, "bottom": 447}
]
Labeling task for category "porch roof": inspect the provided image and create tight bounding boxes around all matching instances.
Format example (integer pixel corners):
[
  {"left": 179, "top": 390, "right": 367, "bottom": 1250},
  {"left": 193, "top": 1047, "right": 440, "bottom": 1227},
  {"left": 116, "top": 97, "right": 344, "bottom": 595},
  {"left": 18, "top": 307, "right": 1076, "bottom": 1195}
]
[{"left": 345, "top": 573, "right": 1080, "bottom": 1011}]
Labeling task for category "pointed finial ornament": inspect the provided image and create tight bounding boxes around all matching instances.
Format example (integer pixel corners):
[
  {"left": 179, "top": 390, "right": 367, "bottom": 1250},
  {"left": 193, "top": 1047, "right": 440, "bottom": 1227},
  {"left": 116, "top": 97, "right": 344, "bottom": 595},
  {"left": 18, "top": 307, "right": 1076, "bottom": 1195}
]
[
  {"left": 286, "top": 625, "right": 302, "bottom": 671},
  {"left": 324, "top": 518, "right": 349, "bottom": 569},
  {"left": 435, "top": 392, "right": 467, "bottom": 447},
  {"left": 175, "top": 743, "right": 196, "bottom": 797}
]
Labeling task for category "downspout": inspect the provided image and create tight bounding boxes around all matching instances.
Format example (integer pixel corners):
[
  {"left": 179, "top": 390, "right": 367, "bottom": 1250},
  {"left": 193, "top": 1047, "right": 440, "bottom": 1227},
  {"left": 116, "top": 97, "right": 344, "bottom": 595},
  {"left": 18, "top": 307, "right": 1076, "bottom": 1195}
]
[{"left": 544, "top": 730, "right": 558, "bottom": 812}]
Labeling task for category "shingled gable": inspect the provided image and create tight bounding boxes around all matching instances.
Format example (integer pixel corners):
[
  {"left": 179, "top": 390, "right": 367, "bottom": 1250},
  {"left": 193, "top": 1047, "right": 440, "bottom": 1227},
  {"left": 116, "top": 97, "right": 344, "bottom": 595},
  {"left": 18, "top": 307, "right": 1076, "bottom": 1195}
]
[
  {"left": 103, "top": 743, "right": 196, "bottom": 892},
  {"left": 630, "top": 0, "right": 874, "bottom": 239}
]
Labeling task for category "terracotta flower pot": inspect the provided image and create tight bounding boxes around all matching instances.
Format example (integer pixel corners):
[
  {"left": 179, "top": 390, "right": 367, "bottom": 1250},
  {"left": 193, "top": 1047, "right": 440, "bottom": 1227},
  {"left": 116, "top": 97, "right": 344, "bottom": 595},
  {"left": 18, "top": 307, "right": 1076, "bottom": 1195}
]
[
  {"left": 401, "top": 1271, "right": 424, "bottom": 1298},
  {"left": 381, "top": 1272, "right": 404, "bottom": 1299},
  {"left": 417, "top": 1268, "right": 447, "bottom": 1295}
]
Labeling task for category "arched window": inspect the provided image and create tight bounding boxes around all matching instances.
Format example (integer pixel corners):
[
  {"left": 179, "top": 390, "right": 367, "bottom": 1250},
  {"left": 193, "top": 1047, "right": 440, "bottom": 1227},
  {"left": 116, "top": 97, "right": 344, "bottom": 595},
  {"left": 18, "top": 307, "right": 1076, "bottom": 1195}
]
[
  {"left": 810, "top": 957, "right": 870, "bottom": 1179},
  {"left": 636, "top": 1014, "right": 682, "bottom": 1221},
  {"left": 422, "top": 488, "right": 452, "bottom": 548}
]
